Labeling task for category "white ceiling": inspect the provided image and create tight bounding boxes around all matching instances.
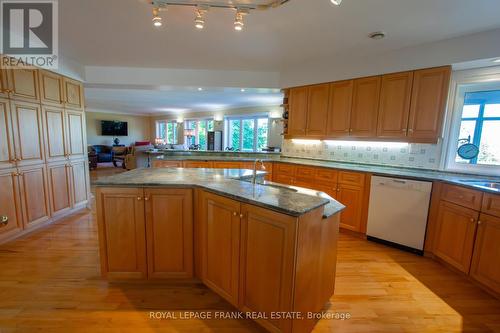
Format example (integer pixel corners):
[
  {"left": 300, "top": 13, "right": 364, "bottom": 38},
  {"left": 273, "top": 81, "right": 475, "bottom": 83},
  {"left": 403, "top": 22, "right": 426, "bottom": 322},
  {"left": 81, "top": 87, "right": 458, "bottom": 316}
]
[
  {"left": 85, "top": 87, "right": 283, "bottom": 115},
  {"left": 60, "top": 0, "right": 500, "bottom": 115}
]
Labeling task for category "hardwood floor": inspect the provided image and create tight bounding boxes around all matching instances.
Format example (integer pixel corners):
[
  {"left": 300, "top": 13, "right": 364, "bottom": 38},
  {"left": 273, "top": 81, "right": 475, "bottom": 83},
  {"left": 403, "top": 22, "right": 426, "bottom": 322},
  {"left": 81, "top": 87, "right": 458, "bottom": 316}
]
[{"left": 1, "top": 182, "right": 499, "bottom": 332}]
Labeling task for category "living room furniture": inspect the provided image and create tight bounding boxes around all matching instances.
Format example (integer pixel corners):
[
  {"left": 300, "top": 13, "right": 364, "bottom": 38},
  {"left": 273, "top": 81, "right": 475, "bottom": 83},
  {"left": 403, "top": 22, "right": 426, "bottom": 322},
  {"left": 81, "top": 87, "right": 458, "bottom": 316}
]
[
  {"left": 124, "top": 142, "right": 153, "bottom": 170},
  {"left": 92, "top": 145, "right": 114, "bottom": 163},
  {"left": 112, "top": 146, "right": 128, "bottom": 168}
]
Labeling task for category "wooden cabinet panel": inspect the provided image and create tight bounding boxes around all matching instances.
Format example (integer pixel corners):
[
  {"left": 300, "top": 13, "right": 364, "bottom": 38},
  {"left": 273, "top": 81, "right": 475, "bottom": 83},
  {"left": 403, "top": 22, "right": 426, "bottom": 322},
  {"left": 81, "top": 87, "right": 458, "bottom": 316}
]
[
  {"left": 7, "top": 68, "right": 39, "bottom": 101},
  {"left": 0, "top": 99, "right": 16, "bottom": 170},
  {"left": 273, "top": 163, "right": 296, "bottom": 185},
  {"left": 39, "top": 70, "right": 63, "bottom": 106},
  {"left": 10, "top": 101, "right": 45, "bottom": 166},
  {"left": 47, "top": 163, "right": 71, "bottom": 216},
  {"left": 441, "top": 184, "right": 483, "bottom": 211},
  {"left": 69, "top": 160, "right": 89, "bottom": 208},
  {"left": 337, "top": 184, "right": 364, "bottom": 232},
  {"left": 63, "top": 78, "right": 84, "bottom": 110},
  {"left": 201, "top": 192, "right": 241, "bottom": 306},
  {"left": 434, "top": 201, "right": 478, "bottom": 273},
  {"left": 288, "top": 86, "right": 308, "bottom": 136},
  {"left": 0, "top": 169, "right": 23, "bottom": 239},
  {"left": 43, "top": 106, "right": 67, "bottom": 163},
  {"left": 306, "top": 83, "right": 329, "bottom": 137},
  {"left": 152, "top": 160, "right": 183, "bottom": 168},
  {"left": 183, "top": 161, "right": 213, "bottom": 168},
  {"left": 96, "top": 187, "right": 147, "bottom": 279},
  {"left": 408, "top": 66, "right": 451, "bottom": 142},
  {"left": 338, "top": 170, "right": 366, "bottom": 187},
  {"left": 0, "top": 69, "right": 9, "bottom": 98},
  {"left": 239, "top": 204, "right": 296, "bottom": 333},
  {"left": 481, "top": 194, "right": 500, "bottom": 218},
  {"left": 377, "top": 72, "right": 413, "bottom": 138},
  {"left": 471, "top": 214, "right": 500, "bottom": 295},
  {"left": 326, "top": 80, "right": 353, "bottom": 137},
  {"left": 314, "top": 167, "right": 338, "bottom": 186},
  {"left": 350, "top": 76, "right": 381, "bottom": 137},
  {"left": 145, "top": 189, "right": 193, "bottom": 279},
  {"left": 212, "top": 161, "right": 242, "bottom": 169},
  {"left": 295, "top": 165, "right": 315, "bottom": 183},
  {"left": 18, "top": 164, "right": 50, "bottom": 229},
  {"left": 66, "top": 110, "right": 85, "bottom": 160}
]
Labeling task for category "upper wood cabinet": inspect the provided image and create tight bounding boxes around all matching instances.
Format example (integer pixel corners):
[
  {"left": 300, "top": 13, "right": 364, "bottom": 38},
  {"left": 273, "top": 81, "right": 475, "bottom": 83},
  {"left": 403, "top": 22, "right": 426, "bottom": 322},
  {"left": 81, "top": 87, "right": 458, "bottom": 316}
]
[
  {"left": 0, "top": 69, "right": 9, "bottom": 99},
  {"left": 0, "top": 99, "right": 16, "bottom": 170},
  {"left": 350, "top": 76, "right": 381, "bottom": 137},
  {"left": 7, "top": 68, "right": 39, "bottom": 102},
  {"left": 0, "top": 169, "right": 23, "bottom": 240},
  {"left": 10, "top": 101, "right": 45, "bottom": 166},
  {"left": 39, "top": 70, "right": 64, "bottom": 106},
  {"left": 408, "top": 66, "right": 451, "bottom": 142},
  {"left": 201, "top": 191, "right": 241, "bottom": 307},
  {"left": 287, "top": 86, "right": 309, "bottom": 137},
  {"left": 306, "top": 83, "right": 329, "bottom": 137},
  {"left": 96, "top": 187, "right": 147, "bottom": 280},
  {"left": 326, "top": 80, "right": 353, "bottom": 137},
  {"left": 63, "top": 77, "right": 84, "bottom": 110},
  {"left": 144, "top": 188, "right": 193, "bottom": 279},
  {"left": 43, "top": 106, "right": 67, "bottom": 163},
  {"left": 470, "top": 213, "right": 500, "bottom": 295},
  {"left": 377, "top": 72, "right": 414, "bottom": 139},
  {"left": 434, "top": 201, "right": 478, "bottom": 273},
  {"left": 65, "top": 109, "right": 86, "bottom": 160}
]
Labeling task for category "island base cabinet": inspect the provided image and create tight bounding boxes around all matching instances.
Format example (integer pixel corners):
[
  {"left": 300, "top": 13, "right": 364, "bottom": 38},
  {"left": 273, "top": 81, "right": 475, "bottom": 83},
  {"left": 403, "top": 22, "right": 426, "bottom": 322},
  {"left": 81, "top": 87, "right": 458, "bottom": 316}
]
[
  {"left": 470, "top": 214, "right": 500, "bottom": 295},
  {"left": 145, "top": 188, "right": 193, "bottom": 279},
  {"left": 239, "top": 204, "right": 296, "bottom": 333}
]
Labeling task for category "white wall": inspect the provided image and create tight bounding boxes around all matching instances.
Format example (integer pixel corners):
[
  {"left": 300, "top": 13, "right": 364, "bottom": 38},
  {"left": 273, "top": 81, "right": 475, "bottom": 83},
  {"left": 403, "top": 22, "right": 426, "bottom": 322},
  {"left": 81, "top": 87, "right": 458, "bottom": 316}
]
[{"left": 86, "top": 111, "right": 151, "bottom": 146}]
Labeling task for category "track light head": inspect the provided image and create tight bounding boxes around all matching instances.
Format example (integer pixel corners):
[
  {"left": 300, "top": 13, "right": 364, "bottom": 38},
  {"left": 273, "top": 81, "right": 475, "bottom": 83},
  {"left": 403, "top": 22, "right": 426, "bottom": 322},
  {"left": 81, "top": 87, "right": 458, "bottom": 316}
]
[
  {"left": 234, "top": 8, "right": 248, "bottom": 31},
  {"left": 194, "top": 6, "right": 208, "bottom": 29},
  {"left": 330, "top": 0, "right": 342, "bottom": 5},
  {"left": 152, "top": 7, "right": 162, "bottom": 27}
]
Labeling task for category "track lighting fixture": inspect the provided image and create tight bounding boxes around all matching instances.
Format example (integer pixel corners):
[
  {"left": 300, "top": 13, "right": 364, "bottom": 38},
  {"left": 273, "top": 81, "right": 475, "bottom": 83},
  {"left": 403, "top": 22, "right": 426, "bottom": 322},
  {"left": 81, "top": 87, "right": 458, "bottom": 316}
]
[
  {"left": 152, "top": 7, "right": 162, "bottom": 27},
  {"left": 330, "top": 0, "right": 342, "bottom": 5},
  {"left": 194, "top": 6, "right": 208, "bottom": 29},
  {"left": 234, "top": 8, "right": 248, "bottom": 31}
]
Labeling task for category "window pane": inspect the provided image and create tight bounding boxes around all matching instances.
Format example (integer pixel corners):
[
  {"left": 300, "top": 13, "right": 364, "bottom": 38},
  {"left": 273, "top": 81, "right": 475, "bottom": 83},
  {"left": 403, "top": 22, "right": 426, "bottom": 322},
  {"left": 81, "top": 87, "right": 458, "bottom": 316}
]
[
  {"left": 461, "top": 104, "right": 480, "bottom": 118},
  {"left": 477, "top": 120, "right": 500, "bottom": 166},
  {"left": 242, "top": 119, "right": 255, "bottom": 152},
  {"left": 158, "top": 122, "right": 166, "bottom": 139},
  {"left": 455, "top": 120, "right": 477, "bottom": 163},
  {"left": 198, "top": 121, "right": 207, "bottom": 149},
  {"left": 207, "top": 120, "right": 214, "bottom": 132},
  {"left": 229, "top": 120, "right": 240, "bottom": 150},
  {"left": 256, "top": 118, "right": 268, "bottom": 151},
  {"left": 484, "top": 104, "right": 500, "bottom": 117}
]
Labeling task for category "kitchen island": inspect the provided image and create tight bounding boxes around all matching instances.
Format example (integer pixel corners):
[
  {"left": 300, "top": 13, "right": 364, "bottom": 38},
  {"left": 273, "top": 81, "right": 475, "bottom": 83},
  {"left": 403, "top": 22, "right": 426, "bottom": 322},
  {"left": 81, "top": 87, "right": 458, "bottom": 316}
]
[{"left": 94, "top": 168, "right": 344, "bottom": 333}]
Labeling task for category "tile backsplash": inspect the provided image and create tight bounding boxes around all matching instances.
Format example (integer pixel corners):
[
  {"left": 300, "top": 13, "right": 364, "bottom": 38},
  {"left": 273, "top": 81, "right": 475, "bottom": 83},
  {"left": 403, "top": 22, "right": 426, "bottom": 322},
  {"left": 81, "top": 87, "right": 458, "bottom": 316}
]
[{"left": 282, "top": 139, "right": 443, "bottom": 170}]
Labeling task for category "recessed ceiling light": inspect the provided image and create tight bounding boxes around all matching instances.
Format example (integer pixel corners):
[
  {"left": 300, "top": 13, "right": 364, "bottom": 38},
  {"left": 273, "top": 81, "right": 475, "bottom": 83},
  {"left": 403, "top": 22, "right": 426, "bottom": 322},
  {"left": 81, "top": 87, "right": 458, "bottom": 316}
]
[
  {"left": 330, "top": 0, "right": 342, "bottom": 5},
  {"left": 369, "top": 31, "right": 386, "bottom": 40},
  {"left": 241, "top": 88, "right": 246, "bottom": 92},
  {"left": 197, "top": 87, "right": 203, "bottom": 91},
  {"left": 494, "top": 58, "right": 500, "bottom": 63}
]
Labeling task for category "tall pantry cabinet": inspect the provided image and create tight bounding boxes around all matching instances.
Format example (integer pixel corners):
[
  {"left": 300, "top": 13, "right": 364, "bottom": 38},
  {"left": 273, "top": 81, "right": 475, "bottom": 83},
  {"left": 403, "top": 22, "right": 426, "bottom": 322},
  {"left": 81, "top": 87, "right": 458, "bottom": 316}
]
[{"left": 0, "top": 64, "right": 89, "bottom": 243}]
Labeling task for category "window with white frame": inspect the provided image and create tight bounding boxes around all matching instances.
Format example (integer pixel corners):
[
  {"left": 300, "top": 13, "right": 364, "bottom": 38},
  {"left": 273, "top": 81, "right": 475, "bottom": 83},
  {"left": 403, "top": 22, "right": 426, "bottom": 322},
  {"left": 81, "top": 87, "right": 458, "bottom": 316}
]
[
  {"left": 184, "top": 119, "right": 214, "bottom": 149},
  {"left": 156, "top": 120, "right": 178, "bottom": 144},
  {"left": 446, "top": 75, "right": 500, "bottom": 175},
  {"left": 224, "top": 115, "right": 269, "bottom": 152}
]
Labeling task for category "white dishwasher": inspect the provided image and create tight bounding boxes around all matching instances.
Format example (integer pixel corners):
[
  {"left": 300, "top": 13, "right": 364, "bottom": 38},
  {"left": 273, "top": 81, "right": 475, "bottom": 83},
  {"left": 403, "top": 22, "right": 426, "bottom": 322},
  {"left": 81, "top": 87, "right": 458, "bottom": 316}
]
[{"left": 366, "top": 176, "right": 432, "bottom": 255}]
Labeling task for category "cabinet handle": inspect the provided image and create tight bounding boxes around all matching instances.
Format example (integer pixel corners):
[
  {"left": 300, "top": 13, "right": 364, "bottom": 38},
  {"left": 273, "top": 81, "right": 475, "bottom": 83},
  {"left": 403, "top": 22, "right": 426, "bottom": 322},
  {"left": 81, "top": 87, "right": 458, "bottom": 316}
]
[
  {"left": 233, "top": 212, "right": 238, "bottom": 216},
  {"left": 144, "top": 197, "right": 149, "bottom": 201},
  {"left": 408, "top": 129, "right": 414, "bottom": 133},
  {"left": 137, "top": 197, "right": 142, "bottom": 201},
  {"left": 337, "top": 188, "right": 341, "bottom": 192},
  {"left": 402, "top": 129, "right": 407, "bottom": 132},
  {"left": 239, "top": 213, "right": 244, "bottom": 219},
  {"left": 470, "top": 218, "right": 475, "bottom": 223},
  {"left": 1, "top": 215, "right": 8, "bottom": 226},
  {"left": 477, "top": 220, "right": 482, "bottom": 225}
]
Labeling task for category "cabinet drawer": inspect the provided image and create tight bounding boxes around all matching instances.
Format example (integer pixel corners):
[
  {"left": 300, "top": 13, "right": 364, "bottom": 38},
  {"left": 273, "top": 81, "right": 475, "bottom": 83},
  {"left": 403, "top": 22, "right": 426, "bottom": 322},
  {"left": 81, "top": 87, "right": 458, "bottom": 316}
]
[
  {"left": 212, "top": 161, "right": 242, "bottom": 169},
  {"left": 441, "top": 184, "right": 483, "bottom": 211},
  {"left": 338, "top": 171, "right": 365, "bottom": 187},
  {"left": 295, "top": 166, "right": 315, "bottom": 181},
  {"left": 153, "top": 161, "right": 183, "bottom": 168},
  {"left": 183, "top": 161, "right": 213, "bottom": 168},
  {"left": 274, "top": 163, "right": 296, "bottom": 176},
  {"left": 482, "top": 194, "right": 500, "bottom": 217},
  {"left": 314, "top": 168, "right": 338, "bottom": 185}
]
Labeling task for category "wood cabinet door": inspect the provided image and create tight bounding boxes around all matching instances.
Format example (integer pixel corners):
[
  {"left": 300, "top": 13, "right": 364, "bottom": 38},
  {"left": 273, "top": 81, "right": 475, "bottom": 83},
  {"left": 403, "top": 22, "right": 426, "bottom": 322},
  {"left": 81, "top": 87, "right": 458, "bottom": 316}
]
[
  {"left": 69, "top": 160, "right": 89, "bottom": 208},
  {"left": 96, "top": 187, "right": 147, "bottom": 280},
  {"left": 377, "top": 72, "right": 413, "bottom": 139},
  {"left": 0, "top": 69, "right": 9, "bottom": 98},
  {"left": 306, "top": 83, "right": 329, "bottom": 137},
  {"left": 239, "top": 204, "right": 296, "bottom": 333},
  {"left": 338, "top": 184, "right": 364, "bottom": 232},
  {"left": 212, "top": 161, "right": 242, "bottom": 169},
  {"left": 288, "top": 86, "right": 308, "bottom": 137},
  {"left": 47, "top": 163, "right": 71, "bottom": 216},
  {"left": 0, "top": 169, "right": 23, "bottom": 240},
  {"left": 10, "top": 101, "right": 45, "bottom": 166},
  {"left": 43, "top": 106, "right": 67, "bottom": 163},
  {"left": 145, "top": 188, "right": 193, "bottom": 279},
  {"left": 17, "top": 164, "right": 50, "bottom": 229},
  {"left": 434, "top": 201, "right": 478, "bottom": 273},
  {"left": 63, "top": 78, "right": 84, "bottom": 110},
  {"left": 0, "top": 99, "right": 16, "bottom": 170},
  {"left": 408, "top": 66, "right": 451, "bottom": 142},
  {"left": 350, "top": 76, "right": 381, "bottom": 137},
  {"left": 7, "top": 68, "right": 39, "bottom": 101},
  {"left": 39, "top": 70, "right": 64, "bottom": 106},
  {"left": 326, "top": 80, "right": 353, "bottom": 137},
  {"left": 470, "top": 214, "right": 500, "bottom": 295},
  {"left": 65, "top": 109, "right": 86, "bottom": 160},
  {"left": 201, "top": 191, "right": 241, "bottom": 306}
]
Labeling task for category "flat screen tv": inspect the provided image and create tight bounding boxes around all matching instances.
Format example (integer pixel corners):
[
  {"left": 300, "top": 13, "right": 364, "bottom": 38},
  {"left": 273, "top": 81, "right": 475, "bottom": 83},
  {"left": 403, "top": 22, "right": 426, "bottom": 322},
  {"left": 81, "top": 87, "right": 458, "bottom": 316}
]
[{"left": 101, "top": 120, "right": 128, "bottom": 136}]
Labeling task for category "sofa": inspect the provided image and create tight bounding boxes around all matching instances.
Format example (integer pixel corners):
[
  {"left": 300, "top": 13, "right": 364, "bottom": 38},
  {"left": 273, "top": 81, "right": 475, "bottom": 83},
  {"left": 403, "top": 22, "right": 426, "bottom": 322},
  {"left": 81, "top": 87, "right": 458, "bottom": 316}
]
[{"left": 91, "top": 145, "right": 114, "bottom": 163}]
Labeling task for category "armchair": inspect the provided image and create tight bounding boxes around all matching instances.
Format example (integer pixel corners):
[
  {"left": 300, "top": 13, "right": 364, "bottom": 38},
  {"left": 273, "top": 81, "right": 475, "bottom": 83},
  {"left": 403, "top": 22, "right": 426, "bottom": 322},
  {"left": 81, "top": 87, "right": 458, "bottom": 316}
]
[{"left": 92, "top": 145, "right": 114, "bottom": 163}]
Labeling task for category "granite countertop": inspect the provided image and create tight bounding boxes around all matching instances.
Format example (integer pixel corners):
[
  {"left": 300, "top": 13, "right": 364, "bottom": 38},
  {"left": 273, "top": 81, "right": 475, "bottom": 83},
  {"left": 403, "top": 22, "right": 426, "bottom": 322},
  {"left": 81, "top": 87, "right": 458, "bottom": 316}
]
[
  {"left": 153, "top": 154, "right": 500, "bottom": 194},
  {"left": 93, "top": 168, "right": 343, "bottom": 218}
]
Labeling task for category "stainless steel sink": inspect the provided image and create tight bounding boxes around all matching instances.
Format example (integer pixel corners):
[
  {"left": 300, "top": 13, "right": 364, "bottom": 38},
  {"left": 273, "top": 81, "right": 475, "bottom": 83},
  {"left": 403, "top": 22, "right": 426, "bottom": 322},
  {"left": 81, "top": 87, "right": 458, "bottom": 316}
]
[
  {"left": 254, "top": 180, "right": 299, "bottom": 192},
  {"left": 459, "top": 180, "right": 500, "bottom": 191}
]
